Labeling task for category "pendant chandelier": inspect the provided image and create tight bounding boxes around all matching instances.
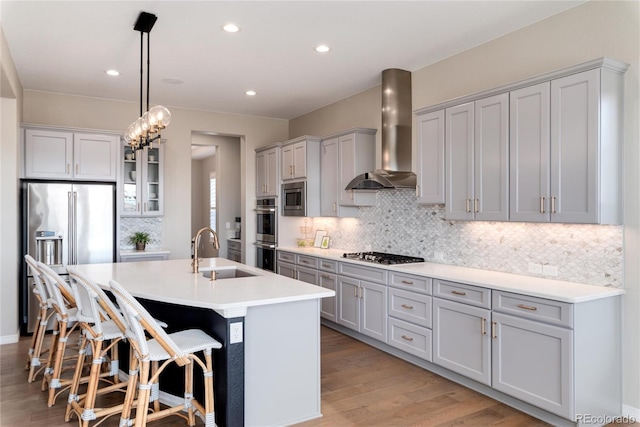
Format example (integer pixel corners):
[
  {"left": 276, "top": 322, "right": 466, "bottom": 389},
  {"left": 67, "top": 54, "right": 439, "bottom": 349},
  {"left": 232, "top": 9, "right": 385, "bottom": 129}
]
[{"left": 124, "top": 12, "right": 171, "bottom": 151}]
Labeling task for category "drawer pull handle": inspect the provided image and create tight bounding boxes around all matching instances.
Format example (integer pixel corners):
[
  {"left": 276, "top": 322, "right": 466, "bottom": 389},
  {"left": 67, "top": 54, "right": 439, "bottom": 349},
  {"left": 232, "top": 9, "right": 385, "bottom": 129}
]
[
  {"left": 401, "top": 304, "right": 414, "bottom": 310},
  {"left": 321, "top": 274, "right": 330, "bottom": 279},
  {"left": 481, "top": 318, "right": 486, "bottom": 335},
  {"left": 401, "top": 280, "right": 414, "bottom": 285},
  {"left": 491, "top": 321, "right": 497, "bottom": 339},
  {"left": 301, "top": 260, "right": 309, "bottom": 264},
  {"left": 517, "top": 304, "right": 538, "bottom": 311},
  {"left": 322, "top": 264, "right": 331, "bottom": 268},
  {"left": 451, "top": 290, "right": 466, "bottom": 296},
  {"left": 401, "top": 335, "right": 414, "bottom": 342}
]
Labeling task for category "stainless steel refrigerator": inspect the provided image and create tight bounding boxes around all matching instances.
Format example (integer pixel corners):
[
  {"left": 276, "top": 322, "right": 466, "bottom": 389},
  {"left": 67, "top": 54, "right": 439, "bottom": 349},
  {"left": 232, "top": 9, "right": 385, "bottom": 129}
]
[{"left": 20, "top": 181, "right": 116, "bottom": 333}]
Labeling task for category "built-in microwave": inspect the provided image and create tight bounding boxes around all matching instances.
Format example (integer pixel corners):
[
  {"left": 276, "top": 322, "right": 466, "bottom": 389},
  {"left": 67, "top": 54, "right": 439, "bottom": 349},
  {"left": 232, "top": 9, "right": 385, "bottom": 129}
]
[{"left": 282, "top": 181, "right": 306, "bottom": 216}]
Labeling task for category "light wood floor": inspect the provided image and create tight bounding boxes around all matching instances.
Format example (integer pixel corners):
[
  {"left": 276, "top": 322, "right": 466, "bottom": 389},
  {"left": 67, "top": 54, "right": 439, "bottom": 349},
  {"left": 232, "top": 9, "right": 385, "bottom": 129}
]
[{"left": 1, "top": 327, "right": 635, "bottom": 426}]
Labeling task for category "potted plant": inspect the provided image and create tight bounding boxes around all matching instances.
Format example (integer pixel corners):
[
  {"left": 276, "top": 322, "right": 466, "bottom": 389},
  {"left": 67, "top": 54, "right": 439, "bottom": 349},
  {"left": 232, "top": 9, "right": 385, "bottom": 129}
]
[{"left": 129, "top": 231, "right": 151, "bottom": 251}]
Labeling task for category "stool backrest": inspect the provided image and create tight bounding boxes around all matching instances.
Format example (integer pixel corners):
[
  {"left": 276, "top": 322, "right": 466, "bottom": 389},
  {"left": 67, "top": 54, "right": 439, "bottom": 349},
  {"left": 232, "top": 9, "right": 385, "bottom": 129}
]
[
  {"left": 24, "top": 254, "right": 50, "bottom": 306},
  {"left": 67, "top": 267, "right": 126, "bottom": 335},
  {"left": 108, "top": 280, "right": 187, "bottom": 363},
  {"left": 37, "top": 262, "right": 76, "bottom": 318}
]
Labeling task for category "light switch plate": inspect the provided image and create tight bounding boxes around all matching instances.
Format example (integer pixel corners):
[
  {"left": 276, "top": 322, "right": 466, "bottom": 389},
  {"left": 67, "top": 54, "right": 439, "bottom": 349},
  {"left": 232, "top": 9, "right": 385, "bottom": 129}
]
[
  {"left": 542, "top": 265, "right": 558, "bottom": 277},
  {"left": 528, "top": 263, "right": 542, "bottom": 274}
]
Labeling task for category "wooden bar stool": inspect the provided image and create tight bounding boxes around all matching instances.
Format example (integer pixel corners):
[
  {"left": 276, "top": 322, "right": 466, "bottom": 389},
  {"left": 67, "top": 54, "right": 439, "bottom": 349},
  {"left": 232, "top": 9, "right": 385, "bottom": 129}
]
[
  {"left": 109, "top": 280, "right": 221, "bottom": 427},
  {"left": 65, "top": 267, "right": 134, "bottom": 427},
  {"left": 24, "top": 255, "right": 56, "bottom": 383},
  {"left": 37, "top": 262, "right": 84, "bottom": 407}
]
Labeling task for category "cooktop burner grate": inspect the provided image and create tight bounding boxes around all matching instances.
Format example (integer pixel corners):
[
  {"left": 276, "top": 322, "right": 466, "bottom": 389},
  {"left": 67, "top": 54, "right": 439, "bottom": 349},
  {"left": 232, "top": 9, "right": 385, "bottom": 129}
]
[{"left": 342, "top": 251, "right": 425, "bottom": 265}]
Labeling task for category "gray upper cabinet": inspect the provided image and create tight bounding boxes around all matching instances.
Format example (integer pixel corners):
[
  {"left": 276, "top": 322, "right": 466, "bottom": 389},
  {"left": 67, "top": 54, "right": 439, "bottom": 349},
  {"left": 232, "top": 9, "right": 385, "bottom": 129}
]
[
  {"left": 509, "top": 82, "right": 551, "bottom": 222},
  {"left": 320, "top": 129, "right": 376, "bottom": 217},
  {"left": 418, "top": 57, "right": 627, "bottom": 225},
  {"left": 24, "top": 128, "right": 119, "bottom": 182},
  {"left": 446, "top": 93, "right": 509, "bottom": 221},
  {"left": 416, "top": 110, "right": 445, "bottom": 204},
  {"left": 256, "top": 145, "right": 279, "bottom": 198},
  {"left": 511, "top": 65, "right": 625, "bottom": 224}
]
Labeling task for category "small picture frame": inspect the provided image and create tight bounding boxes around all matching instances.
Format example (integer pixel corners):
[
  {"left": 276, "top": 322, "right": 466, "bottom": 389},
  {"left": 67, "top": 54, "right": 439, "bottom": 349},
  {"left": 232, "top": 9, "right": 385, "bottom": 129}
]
[
  {"left": 320, "top": 236, "right": 330, "bottom": 249},
  {"left": 313, "top": 230, "right": 327, "bottom": 247}
]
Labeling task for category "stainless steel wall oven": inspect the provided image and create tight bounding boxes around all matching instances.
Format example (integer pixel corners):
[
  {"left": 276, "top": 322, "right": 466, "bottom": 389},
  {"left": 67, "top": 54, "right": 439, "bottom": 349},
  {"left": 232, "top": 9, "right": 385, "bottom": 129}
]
[{"left": 255, "top": 198, "right": 277, "bottom": 272}]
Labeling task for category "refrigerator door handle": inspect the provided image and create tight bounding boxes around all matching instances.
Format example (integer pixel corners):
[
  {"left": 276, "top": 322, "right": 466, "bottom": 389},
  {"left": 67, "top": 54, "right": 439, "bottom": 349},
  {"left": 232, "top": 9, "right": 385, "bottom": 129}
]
[
  {"left": 68, "top": 191, "right": 74, "bottom": 264},
  {"left": 72, "top": 191, "right": 78, "bottom": 264}
]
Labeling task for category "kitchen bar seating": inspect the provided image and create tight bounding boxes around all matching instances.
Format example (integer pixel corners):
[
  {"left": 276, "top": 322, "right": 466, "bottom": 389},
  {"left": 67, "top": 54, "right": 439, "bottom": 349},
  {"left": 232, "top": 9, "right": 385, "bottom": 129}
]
[
  {"left": 65, "top": 267, "right": 133, "bottom": 427},
  {"left": 23, "top": 255, "right": 55, "bottom": 383},
  {"left": 108, "top": 279, "right": 222, "bottom": 427},
  {"left": 37, "top": 262, "right": 83, "bottom": 407}
]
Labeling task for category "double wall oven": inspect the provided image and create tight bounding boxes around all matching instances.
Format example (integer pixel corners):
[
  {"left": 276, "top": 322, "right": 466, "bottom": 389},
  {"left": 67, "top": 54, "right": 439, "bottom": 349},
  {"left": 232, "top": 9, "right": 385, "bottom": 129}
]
[{"left": 255, "top": 198, "right": 277, "bottom": 272}]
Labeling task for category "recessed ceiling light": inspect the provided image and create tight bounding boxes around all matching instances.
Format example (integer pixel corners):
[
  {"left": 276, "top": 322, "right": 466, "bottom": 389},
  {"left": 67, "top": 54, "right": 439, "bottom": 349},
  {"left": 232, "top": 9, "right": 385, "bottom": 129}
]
[
  {"left": 105, "top": 69, "right": 120, "bottom": 76},
  {"left": 222, "top": 23, "right": 240, "bottom": 33},
  {"left": 315, "top": 45, "right": 330, "bottom": 53},
  {"left": 245, "top": 90, "right": 257, "bottom": 96}
]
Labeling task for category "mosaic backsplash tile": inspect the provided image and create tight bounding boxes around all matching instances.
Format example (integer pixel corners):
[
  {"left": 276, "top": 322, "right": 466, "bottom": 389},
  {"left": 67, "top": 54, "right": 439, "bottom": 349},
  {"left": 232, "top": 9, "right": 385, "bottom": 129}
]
[
  {"left": 120, "top": 217, "right": 163, "bottom": 249},
  {"left": 311, "top": 189, "right": 623, "bottom": 287}
]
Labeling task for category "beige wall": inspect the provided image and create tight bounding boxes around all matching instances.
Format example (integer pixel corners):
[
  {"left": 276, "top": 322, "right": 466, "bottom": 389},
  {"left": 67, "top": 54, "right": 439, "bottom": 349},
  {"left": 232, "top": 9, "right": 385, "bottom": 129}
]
[
  {"left": 1, "top": 25, "right": 23, "bottom": 341},
  {"left": 21, "top": 91, "right": 289, "bottom": 267},
  {"left": 289, "top": 0, "right": 640, "bottom": 414}
]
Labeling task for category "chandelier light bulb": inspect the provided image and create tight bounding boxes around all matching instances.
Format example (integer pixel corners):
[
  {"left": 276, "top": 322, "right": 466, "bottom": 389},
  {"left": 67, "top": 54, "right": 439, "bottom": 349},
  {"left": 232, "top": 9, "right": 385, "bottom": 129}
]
[{"left": 150, "top": 105, "right": 171, "bottom": 129}]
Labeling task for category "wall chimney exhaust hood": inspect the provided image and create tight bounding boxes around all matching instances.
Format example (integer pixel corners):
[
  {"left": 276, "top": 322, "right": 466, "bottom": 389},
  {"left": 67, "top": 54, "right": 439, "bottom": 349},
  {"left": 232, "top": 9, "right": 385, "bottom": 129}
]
[{"left": 346, "top": 68, "right": 416, "bottom": 190}]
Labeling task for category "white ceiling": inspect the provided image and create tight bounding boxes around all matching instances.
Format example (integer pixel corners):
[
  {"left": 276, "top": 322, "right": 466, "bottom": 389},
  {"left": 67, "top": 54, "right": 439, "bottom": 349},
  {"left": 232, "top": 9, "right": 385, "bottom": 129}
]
[{"left": 1, "top": 1, "right": 584, "bottom": 120}]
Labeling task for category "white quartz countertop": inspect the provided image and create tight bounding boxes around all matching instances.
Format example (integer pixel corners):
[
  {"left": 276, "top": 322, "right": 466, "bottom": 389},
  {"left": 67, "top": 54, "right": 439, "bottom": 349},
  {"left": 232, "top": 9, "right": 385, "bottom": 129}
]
[
  {"left": 119, "top": 248, "right": 171, "bottom": 256},
  {"left": 72, "top": 258, "right": 334, "bottom": 318},
  {"left": 277, "top": 246, "right": 624, "bottom": 303}
]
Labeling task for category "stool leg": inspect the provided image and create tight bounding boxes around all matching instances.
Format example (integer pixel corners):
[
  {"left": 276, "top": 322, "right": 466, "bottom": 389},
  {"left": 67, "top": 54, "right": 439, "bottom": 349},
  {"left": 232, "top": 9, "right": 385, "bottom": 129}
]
[
  {"left": 79, "top": 339, "right": 104, "bottom": 427},
  {"left": 119, "top": 353, "right": 139, "bottom": 427},
  {"left": 47, "top": 319, "right": 69, "bottom": 406},
  {"left": 134, "top": 360, "right": 151, "bottom": 427},
  {"left": 204, "top": 349, "right": 215, "bottom": 427},
  {"left": 41, "top": 320, "right": 60, "bottom": 391},
  {"left": 64, "top": 335, "right": 89, "bottom": 421},
  {"left": 28, "top": 308, "right": 49, "bottom": 382},
  {"left": 185, "top": 360, "right": 195, "bottom": 426}
]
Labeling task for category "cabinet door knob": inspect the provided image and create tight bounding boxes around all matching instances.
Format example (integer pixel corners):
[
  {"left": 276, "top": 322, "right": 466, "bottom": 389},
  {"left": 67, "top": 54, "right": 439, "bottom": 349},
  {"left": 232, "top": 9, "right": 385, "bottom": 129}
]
[
  {"left": 466, "top": 199, "right": 471, "bottom": 213},
  {"left": 540, "top": 196, "right": 546, "bottom": 214},
  {"left": 491, "top": 321, "right": 497, "bottom": 339},
  {"left": 474, "top": 198, "right": 479, "bottom": 213},
  {"left": 551, "top": 196, "right": 556, "bottom": 214},
  {"left": 481, "top": 318, "right": 486, "bottom": 335}
]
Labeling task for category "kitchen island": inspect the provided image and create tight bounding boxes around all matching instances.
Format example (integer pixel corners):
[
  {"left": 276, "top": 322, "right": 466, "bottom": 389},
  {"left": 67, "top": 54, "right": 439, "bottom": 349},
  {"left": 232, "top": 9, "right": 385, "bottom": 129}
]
[{"left": 73, "top": 258, "right": 334, "bottom": 427}]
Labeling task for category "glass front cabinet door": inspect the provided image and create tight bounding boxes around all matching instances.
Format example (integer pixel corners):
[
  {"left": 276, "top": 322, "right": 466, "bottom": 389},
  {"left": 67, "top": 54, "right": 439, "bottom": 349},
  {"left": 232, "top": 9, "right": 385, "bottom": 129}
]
[{"left": 121, "top": 141, "right": 164, "bottom": 216}]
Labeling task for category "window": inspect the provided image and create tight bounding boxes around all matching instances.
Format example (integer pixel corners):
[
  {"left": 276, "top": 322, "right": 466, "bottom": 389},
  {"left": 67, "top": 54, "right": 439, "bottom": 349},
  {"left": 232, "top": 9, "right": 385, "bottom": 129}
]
[{"left": 209, "top": 172, "right": 216, "bottom": 231}]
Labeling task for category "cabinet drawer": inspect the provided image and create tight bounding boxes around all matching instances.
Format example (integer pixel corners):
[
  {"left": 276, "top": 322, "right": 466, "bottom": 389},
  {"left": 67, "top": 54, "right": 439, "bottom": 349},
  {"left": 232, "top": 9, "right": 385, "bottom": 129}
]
[
  {"left": 388, "top": 317, "right": 432, "bottom": 362},
  {"left": 339, "top": 262, "right": 387, "bottom": 284},
  {"left": 297, "top": 266, "right": 318, "bottom": 285},
  {"left": 493, "top": 291, "right": 573, "bottom": 328},
  {"left": 389, "top": 288, "right": 432, "bottom": 328},
  {"left": 228, "top": 240, "right": 241, "bottom": 251},
  {"left": 434, "top": 279, "right": 491, "bottom": 309},
  {"left": 389, "top": 272, "right": 432, "bottom": 295},
  {"left": 277, "top": 251, "right": 296, "bottom": 263},
  {"left": 317, "top": 259, "right": 338, "bottom": 273},
  {"left": 278, "top": 261, "right": 296, "bottom": 279},
  {"left": 296, "top": 254, "right": 318, "bottom": 269}
]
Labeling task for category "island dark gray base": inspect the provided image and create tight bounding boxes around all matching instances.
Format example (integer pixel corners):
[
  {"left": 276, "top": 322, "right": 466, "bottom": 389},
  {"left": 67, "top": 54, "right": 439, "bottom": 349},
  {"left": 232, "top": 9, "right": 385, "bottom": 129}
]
[{"left": 138, "top": 298, "right": 245, "bottom": 427}]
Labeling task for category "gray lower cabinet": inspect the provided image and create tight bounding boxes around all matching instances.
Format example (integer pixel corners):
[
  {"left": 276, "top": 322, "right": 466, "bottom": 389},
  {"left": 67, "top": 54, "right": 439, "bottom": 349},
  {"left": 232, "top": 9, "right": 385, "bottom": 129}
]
[
  {"left": 277, "top": 261, "right": 296, "bottom": 279},
  {"left": 491, "top": 311, "right": 573, "bottom": 418},
  {"left": 432, "top": 297, "right": 491, "bottom": 385},
  {"left": 297, "top": 266, "right": 318, "bottom": 284},
  {"left": 337, "top": 265, "right": 388, "bottom": 342},
  {"left": 318, "top": 271, "right": 337, "bottom": 322}
]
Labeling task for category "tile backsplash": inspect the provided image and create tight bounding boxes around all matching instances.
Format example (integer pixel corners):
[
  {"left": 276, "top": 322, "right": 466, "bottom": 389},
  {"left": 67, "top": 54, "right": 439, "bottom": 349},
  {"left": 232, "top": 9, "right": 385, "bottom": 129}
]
[
  {"left": 120, "top": 217, "right": 163, "bottom": 249},
  {"left": 311, "top": 189, "right": 623, "bottom": 287}
]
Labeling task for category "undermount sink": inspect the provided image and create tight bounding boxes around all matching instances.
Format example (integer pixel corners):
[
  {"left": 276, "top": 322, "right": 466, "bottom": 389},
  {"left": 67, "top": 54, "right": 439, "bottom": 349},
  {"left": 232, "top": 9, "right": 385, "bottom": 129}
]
[{"left": 201, "top": 268, "right": 256, "bottom": 280}]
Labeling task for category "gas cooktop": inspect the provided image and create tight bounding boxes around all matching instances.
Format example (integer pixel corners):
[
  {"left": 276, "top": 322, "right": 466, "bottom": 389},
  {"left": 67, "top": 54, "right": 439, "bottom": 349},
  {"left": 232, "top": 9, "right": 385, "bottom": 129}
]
[{"left": 342, "top": 251, "right": 425, "bottom": 265}]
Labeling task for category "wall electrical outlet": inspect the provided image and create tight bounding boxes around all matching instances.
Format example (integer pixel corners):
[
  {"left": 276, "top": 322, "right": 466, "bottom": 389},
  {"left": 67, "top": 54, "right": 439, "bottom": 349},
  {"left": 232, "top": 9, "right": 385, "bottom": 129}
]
[
  {"left": 230, "top": 322, "right": 243, "bottom": 344},
  {"left": 528, "top": 263, "right": 542, "bottom": 274},
  {"left": 542, "top": 265, "right": 558, "bottom": 277},
  {"left": 434, "top": 251, "right": 444, "bottom": 261}
]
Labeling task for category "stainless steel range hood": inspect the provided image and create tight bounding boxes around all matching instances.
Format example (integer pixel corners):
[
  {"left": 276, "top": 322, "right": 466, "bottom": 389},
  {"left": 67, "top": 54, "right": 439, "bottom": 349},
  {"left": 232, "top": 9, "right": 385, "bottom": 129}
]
[{"left": 346, "top": 68, "right": 416, "bottom": 190}]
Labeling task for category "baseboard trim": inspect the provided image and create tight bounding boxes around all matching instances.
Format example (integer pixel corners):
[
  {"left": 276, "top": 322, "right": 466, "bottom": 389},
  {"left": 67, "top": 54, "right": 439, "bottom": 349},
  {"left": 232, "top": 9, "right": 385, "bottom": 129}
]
[
  {"left": 621, "top": 404, "right": 640, "bottom": 422},
  {"left": 0, "top": 329, "right": 20, "bottom": 345}
]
